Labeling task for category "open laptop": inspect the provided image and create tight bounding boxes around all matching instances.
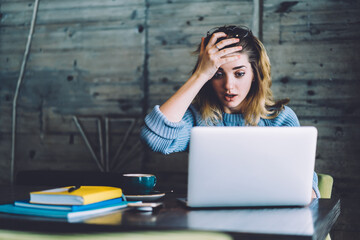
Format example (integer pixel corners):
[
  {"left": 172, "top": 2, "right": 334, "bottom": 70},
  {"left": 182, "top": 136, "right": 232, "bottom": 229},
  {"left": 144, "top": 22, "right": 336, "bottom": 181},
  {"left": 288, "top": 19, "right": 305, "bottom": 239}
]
[{"left": 184, "top": 126, "right": 317, "bottom": 208}]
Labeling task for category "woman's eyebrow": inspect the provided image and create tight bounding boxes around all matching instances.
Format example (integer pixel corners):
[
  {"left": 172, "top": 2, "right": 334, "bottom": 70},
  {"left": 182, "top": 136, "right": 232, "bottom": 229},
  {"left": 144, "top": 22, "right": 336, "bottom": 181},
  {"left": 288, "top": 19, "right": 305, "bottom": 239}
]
[
  {"left": 217, "top": 66, "right": 246, "bottom": 71},
  {"left": 233, "top": 66, "right": 246, "bottom": 70}
]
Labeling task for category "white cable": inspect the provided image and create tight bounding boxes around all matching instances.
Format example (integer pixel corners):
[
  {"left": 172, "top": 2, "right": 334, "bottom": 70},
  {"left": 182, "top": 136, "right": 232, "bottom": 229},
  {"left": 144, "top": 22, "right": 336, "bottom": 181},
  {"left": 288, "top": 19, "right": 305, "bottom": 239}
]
[{"left": 11, "top": 0, "right": 40, "bottom": 184}]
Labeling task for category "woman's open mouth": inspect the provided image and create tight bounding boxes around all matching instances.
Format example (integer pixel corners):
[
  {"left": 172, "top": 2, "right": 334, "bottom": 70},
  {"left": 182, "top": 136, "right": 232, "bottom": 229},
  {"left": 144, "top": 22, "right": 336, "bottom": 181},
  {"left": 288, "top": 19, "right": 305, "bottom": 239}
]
[{"left": 225, "top": 93, "right": 237, "bottom": 102}]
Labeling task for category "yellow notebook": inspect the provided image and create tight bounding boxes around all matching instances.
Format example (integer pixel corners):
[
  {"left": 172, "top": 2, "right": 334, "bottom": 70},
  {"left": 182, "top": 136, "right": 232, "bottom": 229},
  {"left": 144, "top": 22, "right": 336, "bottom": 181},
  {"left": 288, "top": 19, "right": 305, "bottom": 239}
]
[{"left": 30, "top": 186, "right": 123, "bottom": 205}]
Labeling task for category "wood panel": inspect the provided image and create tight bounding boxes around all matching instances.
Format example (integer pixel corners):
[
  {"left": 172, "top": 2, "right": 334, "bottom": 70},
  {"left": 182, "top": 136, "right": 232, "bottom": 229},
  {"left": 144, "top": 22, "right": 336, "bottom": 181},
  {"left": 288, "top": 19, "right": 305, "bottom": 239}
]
[
  {"left": 0, "top": 0, "right": 146, "bottom": 182},
  {"left": 8, "top": 130, "right": 144, "bottom": 173},
  {"left": 0, "top": 132, "right": 11, "bottom": 184},
  {"left": 264, "top": 1, "right": 360, "bottom": 239},
  {"left": 268, "top": 43, "right": 360, "bottom": 81},
  {"left": 1, "top": 0, "right": 144, "bottom": 26}
]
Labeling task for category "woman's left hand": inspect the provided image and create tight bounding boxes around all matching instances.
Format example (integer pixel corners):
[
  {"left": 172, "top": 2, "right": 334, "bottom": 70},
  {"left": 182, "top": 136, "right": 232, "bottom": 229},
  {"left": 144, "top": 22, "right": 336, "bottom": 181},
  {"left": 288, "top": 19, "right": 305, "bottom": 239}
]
[{"left": 312, "top": 189, "right": 317, "bottom": 198}]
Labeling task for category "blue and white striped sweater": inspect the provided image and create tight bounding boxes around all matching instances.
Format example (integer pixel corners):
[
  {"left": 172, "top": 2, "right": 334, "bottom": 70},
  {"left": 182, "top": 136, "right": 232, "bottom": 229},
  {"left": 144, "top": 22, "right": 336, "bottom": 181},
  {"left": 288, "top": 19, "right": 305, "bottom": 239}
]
[{"left": 140, "top": 104, "right": 320, "bottom": 197}]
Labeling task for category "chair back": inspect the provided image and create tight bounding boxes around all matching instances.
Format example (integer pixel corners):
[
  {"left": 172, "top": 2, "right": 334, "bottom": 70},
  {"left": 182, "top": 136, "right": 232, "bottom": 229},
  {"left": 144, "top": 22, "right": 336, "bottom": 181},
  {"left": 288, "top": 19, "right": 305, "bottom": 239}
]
[{"left": 317, "top": 173, "right": 333, "bottom": 199}]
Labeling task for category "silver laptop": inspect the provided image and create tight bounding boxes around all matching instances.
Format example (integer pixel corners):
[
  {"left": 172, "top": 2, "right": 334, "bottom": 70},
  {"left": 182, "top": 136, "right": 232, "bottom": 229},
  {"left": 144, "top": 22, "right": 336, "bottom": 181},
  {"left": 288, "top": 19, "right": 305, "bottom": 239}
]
[{"left": 186, "top": 126, "right": 317, "bottom": 207}]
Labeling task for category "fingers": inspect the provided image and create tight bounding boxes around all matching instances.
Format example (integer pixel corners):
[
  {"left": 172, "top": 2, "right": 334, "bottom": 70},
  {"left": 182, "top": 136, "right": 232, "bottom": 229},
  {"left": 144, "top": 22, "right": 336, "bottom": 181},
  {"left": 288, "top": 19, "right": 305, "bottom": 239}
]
[
  {"left": 195, "top": 33, "right": 242, "bottom": 80},
  {"left": 207, "top": 32, "right": 227, "bottom": 48},
  {"left": 218, "top": 54, "right": 242, "bottom": 66},
  {"left": 216, "top": 45, "right": 243, "bottom": 58},
  {"left": 199, "top": 37, "right": 205, "bottom": 54},
  {"left": 207, "top": 35, "right": 240, "bottom": 55},
  {"left": 215, "top": 38, "right": 240, "bottom": 50}
]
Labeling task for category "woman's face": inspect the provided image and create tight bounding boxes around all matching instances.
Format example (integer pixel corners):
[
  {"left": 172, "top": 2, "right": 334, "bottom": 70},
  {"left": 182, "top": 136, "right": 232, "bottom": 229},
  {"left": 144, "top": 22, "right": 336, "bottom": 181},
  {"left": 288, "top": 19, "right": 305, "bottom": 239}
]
[{"left": 211, "top": 53, "right": 254, "bottom": 114}]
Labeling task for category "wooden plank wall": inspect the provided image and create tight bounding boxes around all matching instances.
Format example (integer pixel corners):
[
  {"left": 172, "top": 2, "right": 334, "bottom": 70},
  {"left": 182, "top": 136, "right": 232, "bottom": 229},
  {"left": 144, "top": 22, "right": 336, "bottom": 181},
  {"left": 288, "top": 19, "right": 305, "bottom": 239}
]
[
  {"left": 263, "top": 1, "right": 360, "bottom": 239},
  {"left": 0, "top": 0, "right": 359, "bottom": 238},
  {"left": 0, "top": 0, "right": 147, "bottom": 180}
]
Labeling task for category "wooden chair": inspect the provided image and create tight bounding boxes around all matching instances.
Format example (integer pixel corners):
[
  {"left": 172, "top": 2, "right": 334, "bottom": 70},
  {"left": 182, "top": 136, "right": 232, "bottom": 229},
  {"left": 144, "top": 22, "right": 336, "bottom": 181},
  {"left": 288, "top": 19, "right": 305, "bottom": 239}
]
[
  {"left": 317, "top": 173, "right": 334, "bottom": 240},
  {"left": 317, "top": 173, "right": 334, "bottom": 199}
]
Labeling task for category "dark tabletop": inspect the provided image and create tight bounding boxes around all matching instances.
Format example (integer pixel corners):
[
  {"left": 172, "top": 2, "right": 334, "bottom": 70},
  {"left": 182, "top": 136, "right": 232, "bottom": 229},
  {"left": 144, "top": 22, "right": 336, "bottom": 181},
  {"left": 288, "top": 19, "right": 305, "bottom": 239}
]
[{"left": 0, "top": 185, "right": 340, "bottom": 240}]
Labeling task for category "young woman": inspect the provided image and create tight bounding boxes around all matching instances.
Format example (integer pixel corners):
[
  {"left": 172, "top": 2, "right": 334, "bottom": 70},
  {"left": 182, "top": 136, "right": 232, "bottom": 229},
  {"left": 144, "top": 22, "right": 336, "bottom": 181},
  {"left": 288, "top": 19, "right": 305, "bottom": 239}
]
[{"left": 141, "top": 25, "right": 320, "bottom": 198}]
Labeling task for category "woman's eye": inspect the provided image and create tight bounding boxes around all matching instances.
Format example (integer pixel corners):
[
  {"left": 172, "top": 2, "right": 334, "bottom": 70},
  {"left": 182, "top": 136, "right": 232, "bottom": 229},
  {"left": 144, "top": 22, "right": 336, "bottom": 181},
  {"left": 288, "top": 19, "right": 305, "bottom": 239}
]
[
  {"left": 214, "top": 72, "right": 224, "bottom": 78},
  {"left": 235, "top": 71, "right": 245, "bottom": 77}
]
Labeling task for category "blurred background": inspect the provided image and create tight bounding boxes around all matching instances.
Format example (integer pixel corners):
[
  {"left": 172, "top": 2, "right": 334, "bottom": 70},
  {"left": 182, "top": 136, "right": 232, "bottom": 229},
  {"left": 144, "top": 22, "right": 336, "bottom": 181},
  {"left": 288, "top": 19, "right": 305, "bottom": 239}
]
[{"left": 0, "top": 0, "right": 359, "bottom": 239}]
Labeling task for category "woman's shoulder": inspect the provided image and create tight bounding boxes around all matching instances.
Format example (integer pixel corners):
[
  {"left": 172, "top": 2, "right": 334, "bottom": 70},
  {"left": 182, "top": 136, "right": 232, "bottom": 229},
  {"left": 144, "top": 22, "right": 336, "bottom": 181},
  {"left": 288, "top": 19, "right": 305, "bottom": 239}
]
[
  {"left": 280, "top": 106, "right": 298, "bottom": 120},
  {"left": 264, "top": 106, "right": 300, "bottom": 126}
]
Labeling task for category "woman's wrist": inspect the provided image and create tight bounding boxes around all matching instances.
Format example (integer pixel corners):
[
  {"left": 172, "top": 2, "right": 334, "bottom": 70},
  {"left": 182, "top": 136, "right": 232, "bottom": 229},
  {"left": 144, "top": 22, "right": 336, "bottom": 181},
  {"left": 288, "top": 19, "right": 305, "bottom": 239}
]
[{"left": 191, "top": 70, "right": 211, "bottom": 85}]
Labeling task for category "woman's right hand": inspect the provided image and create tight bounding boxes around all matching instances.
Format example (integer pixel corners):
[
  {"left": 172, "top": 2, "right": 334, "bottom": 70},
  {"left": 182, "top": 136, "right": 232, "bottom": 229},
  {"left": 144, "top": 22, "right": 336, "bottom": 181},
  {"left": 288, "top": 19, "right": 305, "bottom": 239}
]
[{"left": 194, "top": 32, "right": 243, "bottom": 81}]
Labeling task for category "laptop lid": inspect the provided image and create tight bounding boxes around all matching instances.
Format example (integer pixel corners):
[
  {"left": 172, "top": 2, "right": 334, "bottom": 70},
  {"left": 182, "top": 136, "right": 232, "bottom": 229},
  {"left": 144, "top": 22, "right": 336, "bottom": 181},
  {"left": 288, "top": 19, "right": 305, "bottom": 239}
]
[{"left": 187, "top": 126, "right": 317, "bottom": 207}]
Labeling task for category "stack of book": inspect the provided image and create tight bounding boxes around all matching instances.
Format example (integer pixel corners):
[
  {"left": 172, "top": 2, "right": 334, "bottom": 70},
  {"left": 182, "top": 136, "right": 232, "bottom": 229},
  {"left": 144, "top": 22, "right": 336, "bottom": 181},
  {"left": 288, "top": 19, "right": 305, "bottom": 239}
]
[{"left": 0, "top": 186, "right": 129, "bottom": 222}]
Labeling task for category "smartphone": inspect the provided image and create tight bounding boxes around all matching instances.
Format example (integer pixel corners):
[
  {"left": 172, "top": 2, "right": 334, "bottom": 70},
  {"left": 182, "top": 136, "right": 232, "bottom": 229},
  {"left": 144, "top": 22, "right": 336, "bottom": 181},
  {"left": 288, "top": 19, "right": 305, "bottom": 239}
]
[{"left": 128, "top": 202, "right": 163, "bottom": 211}]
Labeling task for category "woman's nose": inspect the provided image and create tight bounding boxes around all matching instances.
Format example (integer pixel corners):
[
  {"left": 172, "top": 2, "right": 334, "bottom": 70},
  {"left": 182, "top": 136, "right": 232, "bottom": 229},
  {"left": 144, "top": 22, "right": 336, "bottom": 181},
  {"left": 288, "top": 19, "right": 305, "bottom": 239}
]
[{"left": 224, "top": 76, "right": 234, "bottom": 90}]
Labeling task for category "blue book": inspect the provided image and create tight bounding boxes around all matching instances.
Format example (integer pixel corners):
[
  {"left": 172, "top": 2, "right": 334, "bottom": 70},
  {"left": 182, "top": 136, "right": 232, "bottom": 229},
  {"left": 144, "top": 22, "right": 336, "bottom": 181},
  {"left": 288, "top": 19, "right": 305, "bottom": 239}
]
[
  {"left": 14, "top": 197, "right": 124, "bottom": 211},
  {"left": 0, "top": 201, "right": 129, "bottom": 221}
]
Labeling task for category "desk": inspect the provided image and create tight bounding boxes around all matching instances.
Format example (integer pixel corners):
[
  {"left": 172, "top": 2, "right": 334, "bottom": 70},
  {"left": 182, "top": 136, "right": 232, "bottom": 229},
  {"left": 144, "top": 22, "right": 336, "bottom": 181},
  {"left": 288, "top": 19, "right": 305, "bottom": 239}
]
[{"left": 0, "top": 185, "right": 340, "bottom": 240}]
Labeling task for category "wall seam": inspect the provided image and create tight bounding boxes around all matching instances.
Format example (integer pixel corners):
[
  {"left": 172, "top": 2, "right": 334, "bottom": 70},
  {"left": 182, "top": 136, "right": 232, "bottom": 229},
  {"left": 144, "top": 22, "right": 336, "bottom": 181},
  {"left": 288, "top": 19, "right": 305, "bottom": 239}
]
[
  {"left": 142, "top": 0, "right": 150, "bottom": 117},
  {"left": 141, "top": 0, "right": 150, "bottom": 172}
]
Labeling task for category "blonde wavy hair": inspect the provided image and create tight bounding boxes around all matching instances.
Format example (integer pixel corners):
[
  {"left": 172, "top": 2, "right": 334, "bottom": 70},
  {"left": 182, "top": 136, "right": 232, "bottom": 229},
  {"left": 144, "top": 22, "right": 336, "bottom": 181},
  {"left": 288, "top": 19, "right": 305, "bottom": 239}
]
[{"left": 192, "top": 25, "right": 289, "bottom": 126}]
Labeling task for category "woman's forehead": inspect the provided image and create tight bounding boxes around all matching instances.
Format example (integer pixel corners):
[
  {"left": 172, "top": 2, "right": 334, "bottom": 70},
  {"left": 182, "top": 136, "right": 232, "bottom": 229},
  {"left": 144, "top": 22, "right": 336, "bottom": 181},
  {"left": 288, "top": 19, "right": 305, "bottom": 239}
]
[{"left": 220, "top": 53, "right": 251, "bottom": 70}]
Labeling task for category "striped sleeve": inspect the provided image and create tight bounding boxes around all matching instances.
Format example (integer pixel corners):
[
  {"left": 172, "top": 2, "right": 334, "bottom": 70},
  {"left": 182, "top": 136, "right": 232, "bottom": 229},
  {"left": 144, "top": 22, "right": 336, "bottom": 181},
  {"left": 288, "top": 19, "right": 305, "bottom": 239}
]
[
  {"left": 313, "top": 172, "right": 321, "bottom": 198},
  {"left": 269, "top": 106, "right": 300, "bottom": 126},
  {"left": 140, "top": 105, "right": 195, "bottom": 154}
]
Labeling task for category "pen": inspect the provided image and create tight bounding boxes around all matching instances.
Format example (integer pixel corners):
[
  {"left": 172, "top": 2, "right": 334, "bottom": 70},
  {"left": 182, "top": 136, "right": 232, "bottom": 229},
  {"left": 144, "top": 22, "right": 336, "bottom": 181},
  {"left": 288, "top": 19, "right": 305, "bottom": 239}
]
[{"left": 68, "top": 185, "right": 81, "bottom": 193}]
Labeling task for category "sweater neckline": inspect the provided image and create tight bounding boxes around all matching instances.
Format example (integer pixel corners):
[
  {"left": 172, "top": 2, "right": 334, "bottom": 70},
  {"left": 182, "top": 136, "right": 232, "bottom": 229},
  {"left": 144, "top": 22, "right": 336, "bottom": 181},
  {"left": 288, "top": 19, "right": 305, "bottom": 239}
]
[{"left": 222, "top": 112, "right": 245, "bottom": 124}]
